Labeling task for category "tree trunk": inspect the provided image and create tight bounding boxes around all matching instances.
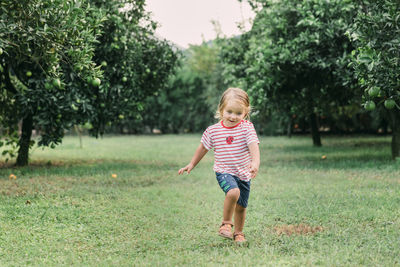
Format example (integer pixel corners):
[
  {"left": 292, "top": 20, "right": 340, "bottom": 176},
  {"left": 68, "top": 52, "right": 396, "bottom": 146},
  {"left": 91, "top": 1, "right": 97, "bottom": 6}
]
[
  {"left": 16, "top": 113, "right": 33, "bottom": 166},
  {"left": 287, "top": 116, "right": 293, "bottom": 138},
  {"left": 74, "top": 125, "right": 83, "bottom": 148},
  {"left": 390, "top": 110, "right": 400, "bottom": 160},
  {"left": 310, "top": 113, "right": 322, "bottom": 147},
  {"left": 301, "top": 118, "right": 307, "bottom": 134}
]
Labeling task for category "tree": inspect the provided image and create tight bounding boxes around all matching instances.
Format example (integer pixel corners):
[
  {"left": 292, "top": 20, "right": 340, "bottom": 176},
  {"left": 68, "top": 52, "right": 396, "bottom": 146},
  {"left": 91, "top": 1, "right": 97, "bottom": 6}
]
[
  {"left": 143, "top": 64, "right": 211, "bottom": 133},
  {"left": 226, "top": 0, "right": 358, "bottom": 146},
  {"left": 89, "top": 0, "right": 178, "bottom": 134},
  {"left": 141, "top": 42, "right": 222, "bottom": 134},
  {"left": 0, "top": 0, "right": 178, "bottom": 166},
  {"left": 0, "top": 0, "right": 104, "bottom": 165},
  {"left": 217, "top": 32, "right": 274, "bottom": 134},
  {"left": 349, "top": 0, "right": 400, "bottom": 159}
]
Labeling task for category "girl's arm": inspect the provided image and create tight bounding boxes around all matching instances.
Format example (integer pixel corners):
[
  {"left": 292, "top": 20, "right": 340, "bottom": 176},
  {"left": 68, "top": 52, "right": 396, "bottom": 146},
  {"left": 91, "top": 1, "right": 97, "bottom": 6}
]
[
  {"left": 248, "top": 142, "right": 260, "bottom": 178},
  {"left": 178, "top": 143, "right": 209, "bottom": 175}
]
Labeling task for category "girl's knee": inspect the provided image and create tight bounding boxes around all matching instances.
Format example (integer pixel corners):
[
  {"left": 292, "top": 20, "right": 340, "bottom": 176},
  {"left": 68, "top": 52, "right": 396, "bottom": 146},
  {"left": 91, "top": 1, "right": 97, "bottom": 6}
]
[{"left": 227, "top": 188, "right": 240, "bottom": 199}]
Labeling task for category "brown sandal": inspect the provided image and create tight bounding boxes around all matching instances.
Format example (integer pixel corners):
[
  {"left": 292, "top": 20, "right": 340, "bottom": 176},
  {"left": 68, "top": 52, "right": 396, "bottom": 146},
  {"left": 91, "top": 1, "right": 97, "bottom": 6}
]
[
  {"left": 219, "top": 221, "right": 233, "bottom": 239},
  {"left": 233, "top": 232, "right": 247, "bottom": 244}
]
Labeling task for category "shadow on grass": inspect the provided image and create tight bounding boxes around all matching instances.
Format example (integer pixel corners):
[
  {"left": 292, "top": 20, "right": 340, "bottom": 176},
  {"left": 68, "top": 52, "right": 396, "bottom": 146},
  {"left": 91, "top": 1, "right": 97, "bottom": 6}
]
[
  {"left": 279, "top": 138, "right": 391, "bottom": 153},
  {"left": 0, "top": 158, "right": 179, "bottom": 173},
  {"left": 190, "top": 239, "right": 250, "bottom": 252},
  {"left": 208, "top": 240, "right": 237, "bottom": 248},
  {"left": 266, "top": 138, "right": 398, "bottom": 170},
  {"left": 269, "top": 155, "right": 398, "bottom": 171},
  {"left": 0, "top": 159, "right": 181, "bottom": 197}
]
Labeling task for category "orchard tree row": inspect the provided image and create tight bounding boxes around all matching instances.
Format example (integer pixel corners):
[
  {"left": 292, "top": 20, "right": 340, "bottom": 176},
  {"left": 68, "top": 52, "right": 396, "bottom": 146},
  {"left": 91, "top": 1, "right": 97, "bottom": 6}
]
[
  {"left": 136, "top": 0, "right": 399, "bottom": 159},
  {"left": 1, "top": 0, "right": 399, "bottom": 164},
  {"left": 116, "top": 0, "right": 397, "bottom": 150},
  {"left": 216, "top": 0, "right": 400, "bottom": 159},
  {"left": 0, "top": 0, "right": 178, "bottom": 165}
]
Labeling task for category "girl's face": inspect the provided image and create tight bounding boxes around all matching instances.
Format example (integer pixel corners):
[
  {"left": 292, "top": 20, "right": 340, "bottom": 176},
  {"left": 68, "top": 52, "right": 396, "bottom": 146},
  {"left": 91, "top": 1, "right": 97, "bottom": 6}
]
[{"left": 221, "top": 100, "right": 247, "bottom": 127}]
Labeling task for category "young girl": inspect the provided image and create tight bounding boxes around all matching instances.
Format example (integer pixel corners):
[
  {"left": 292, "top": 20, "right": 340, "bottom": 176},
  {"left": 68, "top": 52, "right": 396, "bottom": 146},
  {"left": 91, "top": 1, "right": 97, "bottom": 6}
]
[{"left": 178, "top": 87, "right": 260, "bottom": 244}]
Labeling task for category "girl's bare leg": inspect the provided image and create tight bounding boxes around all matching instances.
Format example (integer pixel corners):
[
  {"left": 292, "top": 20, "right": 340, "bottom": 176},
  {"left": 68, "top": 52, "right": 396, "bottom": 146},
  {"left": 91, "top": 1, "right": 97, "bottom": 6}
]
[
  {"left": 222, "top": 188, "right": 240, "bottom": 222},
  {"left": 234, "top": 204, "right": 246, "bottom": 233}
]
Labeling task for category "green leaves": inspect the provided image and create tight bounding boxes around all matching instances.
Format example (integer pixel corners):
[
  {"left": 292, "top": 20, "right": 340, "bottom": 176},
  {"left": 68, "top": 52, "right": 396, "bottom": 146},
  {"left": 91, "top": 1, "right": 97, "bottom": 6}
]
[
  {"left": 0, "top": 128, "right": 19, "bottom": 162},
  {"left": 350, "top": 0, "right": 400, "bottom": 112},
  {"left": 0, "top": 0, "right": 178, "bottom": 164},
  {"left": 90, "top": 0, "right": 178, "bottom": 134},
  {"left": 233, "top": 0, "right": 358, "bottom": 116},
  {"left": 0, "top": 0, "right": 106, "bottom": 158}
]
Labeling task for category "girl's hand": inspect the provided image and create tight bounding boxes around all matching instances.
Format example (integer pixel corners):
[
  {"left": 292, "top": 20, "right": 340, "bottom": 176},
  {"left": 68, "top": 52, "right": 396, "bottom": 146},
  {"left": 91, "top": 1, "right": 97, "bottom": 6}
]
[
  {"left": 178, "top": 163, "right": 194, "bottom": 175},
  {"left": 248, "top": 162, "right": 259, "bottom": 179},
  {"left": 247, "top": 142, "right": 260, "bottom": 179}
]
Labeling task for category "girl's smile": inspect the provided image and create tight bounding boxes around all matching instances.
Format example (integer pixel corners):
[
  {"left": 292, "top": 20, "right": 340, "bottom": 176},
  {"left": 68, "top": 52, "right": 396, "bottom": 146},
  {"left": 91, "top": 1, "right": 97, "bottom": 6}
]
[{"left": 222, "top": 101, "right": 247, "bottom": 127}]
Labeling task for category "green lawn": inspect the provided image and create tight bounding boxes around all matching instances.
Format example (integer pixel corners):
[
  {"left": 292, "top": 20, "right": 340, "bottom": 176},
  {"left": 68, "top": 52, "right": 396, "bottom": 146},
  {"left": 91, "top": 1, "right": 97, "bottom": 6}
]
[{"left": 0, "top": 135, "right": 399, "bottom": 266}]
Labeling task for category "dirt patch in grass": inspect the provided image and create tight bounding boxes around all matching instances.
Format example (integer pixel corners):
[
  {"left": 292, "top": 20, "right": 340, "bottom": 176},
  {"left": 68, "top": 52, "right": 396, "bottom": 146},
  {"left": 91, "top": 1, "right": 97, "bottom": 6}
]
[{"left": 274, "top": 224, "right": 324, "bottom": 236}]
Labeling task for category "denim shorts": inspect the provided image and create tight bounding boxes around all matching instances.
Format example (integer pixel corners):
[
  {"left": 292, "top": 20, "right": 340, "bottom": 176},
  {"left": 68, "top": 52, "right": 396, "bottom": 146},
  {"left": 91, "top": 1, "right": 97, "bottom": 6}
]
[{"left": 215, "top": 172, "right": 251, "bottom": 208}]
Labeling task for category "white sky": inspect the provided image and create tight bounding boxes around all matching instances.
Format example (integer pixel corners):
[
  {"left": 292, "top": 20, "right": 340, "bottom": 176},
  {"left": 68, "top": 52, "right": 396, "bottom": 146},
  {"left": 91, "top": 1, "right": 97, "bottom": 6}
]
[{"left": 144, "top": 0, "right": 255, "bottom": 48}]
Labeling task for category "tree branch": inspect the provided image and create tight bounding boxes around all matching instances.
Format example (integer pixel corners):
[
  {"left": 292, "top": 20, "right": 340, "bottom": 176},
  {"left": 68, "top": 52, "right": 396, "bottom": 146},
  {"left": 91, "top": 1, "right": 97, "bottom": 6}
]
[{"left": 3, "top": 64, "right": 18, "bottom": 94}]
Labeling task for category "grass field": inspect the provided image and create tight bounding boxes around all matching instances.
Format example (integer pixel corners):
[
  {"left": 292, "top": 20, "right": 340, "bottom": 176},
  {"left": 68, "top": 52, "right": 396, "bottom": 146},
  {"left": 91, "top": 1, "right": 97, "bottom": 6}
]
[{"left": 0, "top": 134, "right": 400, "bottom": 266}]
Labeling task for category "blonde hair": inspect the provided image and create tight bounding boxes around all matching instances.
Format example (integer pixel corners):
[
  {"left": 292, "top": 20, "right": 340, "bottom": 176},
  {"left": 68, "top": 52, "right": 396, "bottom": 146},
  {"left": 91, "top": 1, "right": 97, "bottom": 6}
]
[{"left": 215, "top": 88, "right": 251, "bottom": 120}]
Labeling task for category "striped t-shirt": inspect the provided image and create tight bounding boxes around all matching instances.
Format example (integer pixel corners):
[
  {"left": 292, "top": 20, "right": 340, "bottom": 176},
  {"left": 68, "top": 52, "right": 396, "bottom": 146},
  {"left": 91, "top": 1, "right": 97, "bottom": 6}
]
[{"left": 201, "top": 120, "right": 259, "bottom": 181}]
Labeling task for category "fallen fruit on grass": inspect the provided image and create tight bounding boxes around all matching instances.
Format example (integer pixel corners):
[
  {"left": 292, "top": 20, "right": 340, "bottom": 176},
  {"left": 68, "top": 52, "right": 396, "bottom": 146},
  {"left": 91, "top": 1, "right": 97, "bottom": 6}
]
[
  {"left": 321, "top": 155, "right": 327, "bottom": 159},
  {"left": 9, "top": 174, "right": 16, "bottom": 180},
  {"left": 111, "top": 174, "right": 117, "bottom": 178}
]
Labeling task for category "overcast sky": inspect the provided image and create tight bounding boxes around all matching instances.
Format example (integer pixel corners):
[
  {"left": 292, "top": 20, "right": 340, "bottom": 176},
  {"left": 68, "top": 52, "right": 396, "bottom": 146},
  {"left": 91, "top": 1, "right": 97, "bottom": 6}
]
[{"left": 144, "top": 0, "right": 255, "bottom": 48}]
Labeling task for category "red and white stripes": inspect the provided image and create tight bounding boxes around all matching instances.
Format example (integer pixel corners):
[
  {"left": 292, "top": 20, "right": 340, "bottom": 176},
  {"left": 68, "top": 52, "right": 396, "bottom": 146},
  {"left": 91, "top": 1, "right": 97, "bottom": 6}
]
[{"left": 201, "top": 120, "right": 259, "bottom": 181}]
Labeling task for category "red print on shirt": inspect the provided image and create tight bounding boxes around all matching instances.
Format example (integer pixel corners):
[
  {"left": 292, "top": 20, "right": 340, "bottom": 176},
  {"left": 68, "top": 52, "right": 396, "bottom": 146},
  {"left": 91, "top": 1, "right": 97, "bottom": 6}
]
[{"left": 226, "top": 136, "right": 234, "bottom": 144}]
